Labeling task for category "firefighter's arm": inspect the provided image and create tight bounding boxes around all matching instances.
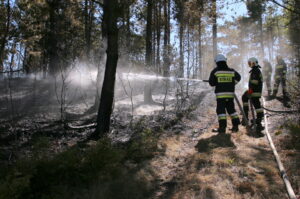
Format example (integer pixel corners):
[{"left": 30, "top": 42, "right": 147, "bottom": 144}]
[
  {"left": 283, "top": 62, "right": 287, "bottom": 75},
  {"left": 234, "top": 70, "right": 241, "bottom": 84},
  {"left": 208, "top": 71, "right": 217, "bottom": 86},
  {"left": 249, "top": 71, "right": 262, "bottom": 88}
]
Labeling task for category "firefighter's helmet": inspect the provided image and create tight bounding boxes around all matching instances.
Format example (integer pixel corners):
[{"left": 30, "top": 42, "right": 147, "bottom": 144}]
[
  {"left": 248, "top": 57, "right": 258, "bottom": 67},
  {"left": 215, "top": 54, "right": 227, "bottom": 63}
]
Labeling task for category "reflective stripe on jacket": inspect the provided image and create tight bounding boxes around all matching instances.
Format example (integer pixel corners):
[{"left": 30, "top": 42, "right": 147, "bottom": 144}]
[
  {"left": 249, "top": 65, "right": 263, "bottom": 98},
  {"left": 209, "top": 64, "right": 241, "bottom": 99}
]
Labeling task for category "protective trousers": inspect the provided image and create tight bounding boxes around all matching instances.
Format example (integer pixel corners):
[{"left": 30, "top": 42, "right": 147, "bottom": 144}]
[
  {"left": 265, "top": 76, "right": 272, "bottom": 96},
  {"left": 216, "top": 98, "right": 240, "bottom": 129},
  {"left": 242, "top": 91, "right": 264, "bottom": 124},
  {"left": 273, "top": 76, "right": 288, "bottom": 99}
]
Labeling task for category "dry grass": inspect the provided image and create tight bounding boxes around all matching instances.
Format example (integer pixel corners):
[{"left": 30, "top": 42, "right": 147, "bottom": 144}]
[
  {"left": 134, "top": 94, "right": 289, "bottom": 199},
  {"left": 150, "top": 125, "right": 287, "bottom": 199}
]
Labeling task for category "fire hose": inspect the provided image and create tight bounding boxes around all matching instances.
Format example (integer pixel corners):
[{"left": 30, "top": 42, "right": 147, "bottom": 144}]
[
  {"left": 201, "top": 80, "right": 298, "bottom": 114},
  {"left": 262, "top": 106, "right": 299, "bottom": 114}
]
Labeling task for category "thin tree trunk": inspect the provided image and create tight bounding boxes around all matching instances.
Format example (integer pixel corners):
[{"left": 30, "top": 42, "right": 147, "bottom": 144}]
[
  {"left": 156, "top": 1, "right": 161, "bottom": 73},
  {"left": 187, "top": 22, "right": 190, "bottom": 79},
  {"left": 0, "top": 0, "right": 11, "bottom": 72},
  {"left": 259, "top": 16, "right": 265, "bottom": 59},
  {"left": 126, "top": 0, "right": 131, "bottom": 56},
  {"left": 198, "top": 18, "right": 202, "bottom": 79},
  {"left": 9, "top": 42, "right": 16, "bottom": 78},
  {"left": 146, "top": 0, "right": 153, "bottom": 67},
  {"left": 144, "top": 0, "right": 154, "bottom": 104},
  {"left": 179, "top": 1, "right": 184, "bottom": 78},
  {"left": 47, "top": 0, "right": 59, "bottom": 75},
  {"left": 212, "top": 0, "right": 217, "bottom": 57},
  {"left": 193, "top": 32, "right": 197, "bottom": 78},
  {"left": 95, "top": 0, "right": 119, "bottom": 136},
  {"left": 163, "top": 0, "right": 170, "bottom": 77},
  {"left": 84, "top": 0, "right": 92, "bottom": 60}
]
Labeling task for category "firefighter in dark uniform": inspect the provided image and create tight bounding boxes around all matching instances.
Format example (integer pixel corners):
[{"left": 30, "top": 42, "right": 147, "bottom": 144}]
[
  {"left": 209, "top": 54, "right": 241, "bottom": 134},
  {"left": 241, "top": 57, "right": 264, "bottom": 135},
  {"left": 262, "top": 59, "right": 272, "bottom": 98},
  {"left": 271, "top": 56, "right": 290, "bottom": 107}
]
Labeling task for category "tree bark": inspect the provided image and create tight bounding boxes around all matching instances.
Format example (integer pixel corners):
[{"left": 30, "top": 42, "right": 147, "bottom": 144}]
[
  {"left": 0, "top": 0, "right": 10, "bottom": 72},
  {"left": 95, "top": 0, "right": 119, "bottom": 136},
  {"left": 212, "top": 0, "right": 217, "bottom": 58},
  {"left": 156, "top": 1, "right": 161, "bottom": 73},
  {"left": 259, "top": 16, "right": 265, "bottom": 59},
  {"left": 163, "top": 0, "right": 170, "bottom": 77},
  {"left": 84, "top": 0, "right": 92, "bottom": 60},
  {"left": 198, "top": 17, "right": 202, "bottom": 79},
  {"left": 146, "top": 0, "right": 153, "bottom": 67},
  {"left": 144, "top": 0, "right": 154, "bottom": 104},
  {"left": 178, "top": 1, "right": 184, "bottom": 78},
  {"left": 47, "top": 0, "right": 59, "bottom": 76}
]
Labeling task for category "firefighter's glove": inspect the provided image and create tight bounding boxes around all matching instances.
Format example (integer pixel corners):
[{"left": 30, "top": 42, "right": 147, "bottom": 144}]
[{"left": 247, "top": 89, "right": 253, "bottom": 98}]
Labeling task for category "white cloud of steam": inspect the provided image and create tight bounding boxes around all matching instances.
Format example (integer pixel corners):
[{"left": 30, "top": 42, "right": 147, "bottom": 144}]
[{"left": 65, "top": 61, "right": 99, "bottom": 88}]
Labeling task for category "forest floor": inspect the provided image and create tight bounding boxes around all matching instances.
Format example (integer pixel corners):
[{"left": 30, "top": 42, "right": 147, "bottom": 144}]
[
  {"left": 0, "top": 78, "right": 299, "bottom": 199},
  {"left": 139, "top": 91, "right": 299, "bottom": 199}
]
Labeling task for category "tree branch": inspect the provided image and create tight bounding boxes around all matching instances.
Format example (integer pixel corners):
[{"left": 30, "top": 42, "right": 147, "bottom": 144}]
[
  {"left": 269, "top": 0, "right": 300, "bottom": 15},
  {"left": 91, "top": 0, "right": 104, "bottom": 7}
]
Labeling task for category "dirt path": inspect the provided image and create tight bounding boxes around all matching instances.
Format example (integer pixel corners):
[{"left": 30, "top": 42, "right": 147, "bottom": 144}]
[{"left": 140, "top": 93, "right": 288, "bottom": 199}]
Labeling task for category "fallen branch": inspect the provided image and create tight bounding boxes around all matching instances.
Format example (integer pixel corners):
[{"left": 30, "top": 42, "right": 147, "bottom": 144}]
[
  {"left": 67, "top": 123, "right": 96, "bottom": 129},
  {"left": 0, "top": 69, "right": 23, "bottom": 74}
]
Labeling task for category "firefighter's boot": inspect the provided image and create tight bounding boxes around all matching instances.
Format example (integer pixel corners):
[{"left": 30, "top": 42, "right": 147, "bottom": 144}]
[
  {"left": 212, "top": 127, "right": 226, "bottom": 134},
  {"left": 230, "top": 125, "right": 239, "bottom": 133}
]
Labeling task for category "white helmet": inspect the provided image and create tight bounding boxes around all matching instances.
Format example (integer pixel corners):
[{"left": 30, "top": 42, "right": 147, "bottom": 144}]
[
  {"left": 215, "top": 54, "right": 227, "bottom": 63},
  {"left": 248, "top": 57, "right": 258, "bottom": 66}
]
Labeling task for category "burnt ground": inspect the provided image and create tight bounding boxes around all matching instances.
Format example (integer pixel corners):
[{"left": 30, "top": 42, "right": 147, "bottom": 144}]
[{"left": 0, "top": 77, "right": 299, "bottom": 199}]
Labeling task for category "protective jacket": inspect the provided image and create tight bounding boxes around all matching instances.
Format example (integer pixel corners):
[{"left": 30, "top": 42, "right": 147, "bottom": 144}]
[
  {"left": 248, "top": 65, "right": 263, "bottom": 98},
  {"left": 209, "top": 62, "right": 241, "bottom": 99},
  {"left": 263, "top": 61, "right": 272, "bottom": 78},
  {"left": 274, "top": 59, "right": 287, "bottom": 79},
  {"left": 272, "top": 58, "right": 288, "bottom": 101}
]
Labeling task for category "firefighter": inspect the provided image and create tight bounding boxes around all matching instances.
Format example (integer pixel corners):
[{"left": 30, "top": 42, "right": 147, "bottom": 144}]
[
  {"left": 271, "top": 56, "right": 290, "bottom": 107},
  {"left": 209, "top": 54, "right": 241, "bottom": 134},
  {"left": 241, "top": 57, "right": 264, "bottom": 136},
  {"left": 262, "top": 59, "right": 272, "bottom": 98}
]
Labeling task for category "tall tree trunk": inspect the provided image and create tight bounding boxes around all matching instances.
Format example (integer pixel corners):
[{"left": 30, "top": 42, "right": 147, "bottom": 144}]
[
  {"left": 267, "top": 27, "right": 274, "bottom": 62},
  {"left": 212, "top": 0, "right": 217, "bottom": 57},
  {"left": 84, "top": 0, "right": 92, "bottom": 60},
  {"left": 95, "top": 0, "right": 119, "bottom": 136},
  {"left": 193, "top": 31, "right": 197, "bottom": 78},
  {"left": 198, "top": 16, "right": 202, "bottom": 79},
  {"left": 152, "top": 2, "right": 156, "bottom": 67},
  {"left": 163, "top": 0, "right": 170, "bottom": 77},
  {"left": 259, "top": 16, "right": 265, "bottom": 59},
  {"left": 0, "top": 0, "right": 10, "bottom": 72},
  {"left": 156, "top": 1, "right": 161, "bottom": 73},
  {"left": 126, "top": 0, "right": 131, "bottom": 56},
  {"left": 47, "top": 0, "right": 59, "bottom": 76},
  {"left": 146, "top": 0, "right": 153, "bottom": 67},
  {"left": 178, "top": 1, "right": 184, "bottom": 78},
  {"left": 144, "top": 0, "right": 154, "bottom": 104},
  {"left": 9, "top": 42, "right": 16, "bottom": 77},
  {"left": 93, "top": 1, "right": 109, "bottom": 111},
  {"left": 186, "top": 19, "right": 190, "bottom": 94}
]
